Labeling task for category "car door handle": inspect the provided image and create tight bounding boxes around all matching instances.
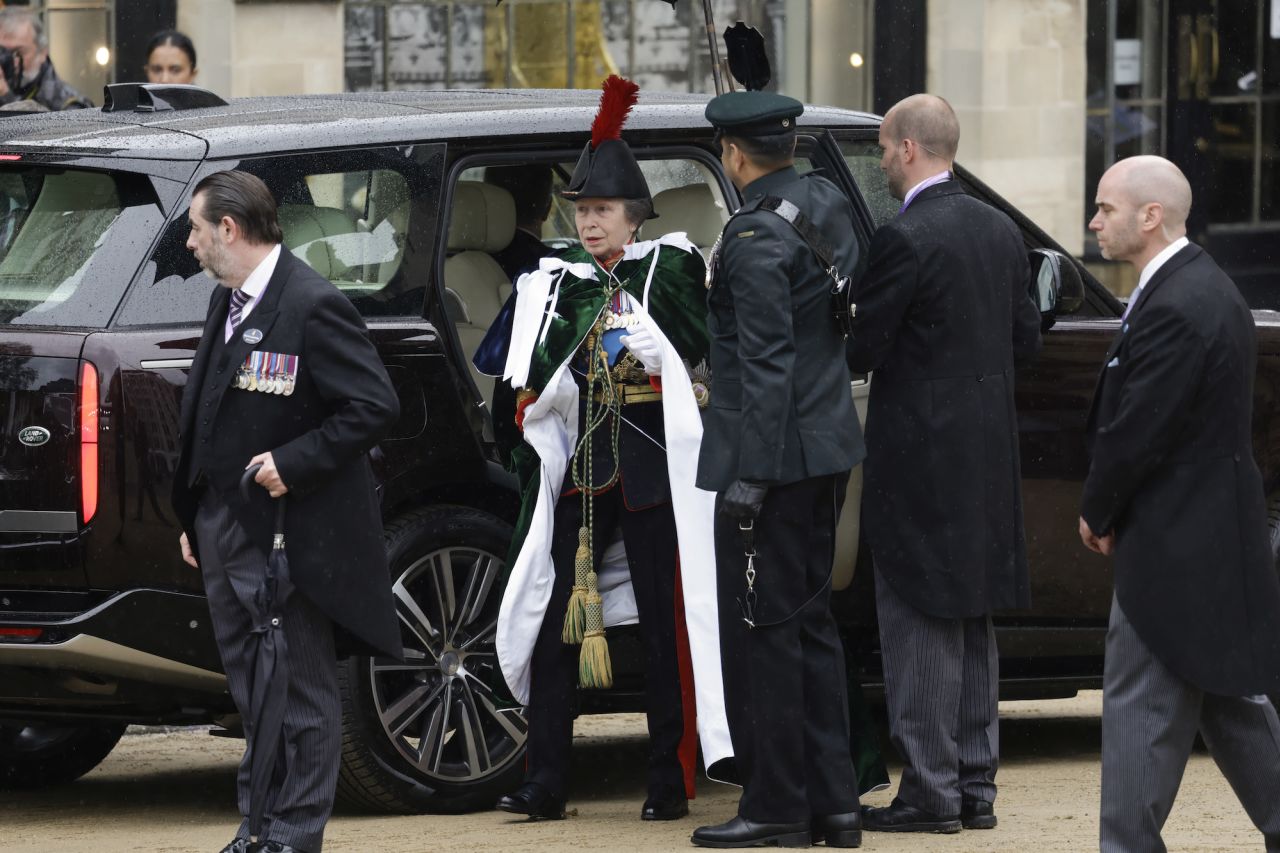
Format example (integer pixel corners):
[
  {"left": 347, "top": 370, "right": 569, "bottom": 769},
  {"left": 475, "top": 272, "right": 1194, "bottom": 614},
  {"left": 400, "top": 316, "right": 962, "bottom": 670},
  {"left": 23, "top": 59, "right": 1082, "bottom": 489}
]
[{"left": 140, "top": 358, "right": 194, "bottom": 370}]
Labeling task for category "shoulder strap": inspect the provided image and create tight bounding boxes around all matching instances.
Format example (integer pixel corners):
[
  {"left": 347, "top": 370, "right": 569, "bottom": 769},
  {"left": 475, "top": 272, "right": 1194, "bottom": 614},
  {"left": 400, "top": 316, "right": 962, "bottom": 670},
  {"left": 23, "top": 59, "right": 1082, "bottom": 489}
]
[{"left": 757, "top": 196, "right": 836, "bottom": 271}]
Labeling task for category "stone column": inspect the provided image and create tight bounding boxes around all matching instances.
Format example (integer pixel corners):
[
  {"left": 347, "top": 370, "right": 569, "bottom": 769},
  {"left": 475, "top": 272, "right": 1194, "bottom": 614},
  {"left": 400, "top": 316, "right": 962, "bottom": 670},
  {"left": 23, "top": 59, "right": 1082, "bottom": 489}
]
[
  {"left": 177, "top": 0, "right": 343, "bottom": 98},
  {"left": 927, "top": 0, "right": 1086, "bottom": 255}
]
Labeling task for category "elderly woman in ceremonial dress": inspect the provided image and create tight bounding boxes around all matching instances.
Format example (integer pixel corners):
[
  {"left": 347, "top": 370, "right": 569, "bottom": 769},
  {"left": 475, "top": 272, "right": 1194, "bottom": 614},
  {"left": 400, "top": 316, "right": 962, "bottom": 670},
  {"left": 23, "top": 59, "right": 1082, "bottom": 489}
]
[{"left": 476, "top": 76, "right": 731, "bottom": 823}]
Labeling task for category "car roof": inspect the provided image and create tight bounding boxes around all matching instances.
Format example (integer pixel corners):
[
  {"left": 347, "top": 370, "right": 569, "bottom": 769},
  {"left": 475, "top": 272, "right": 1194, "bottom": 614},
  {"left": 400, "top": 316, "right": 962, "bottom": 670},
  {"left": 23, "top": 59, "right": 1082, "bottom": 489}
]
[{"left": 0, "top": 89, "right": 880, "bottom": 161}]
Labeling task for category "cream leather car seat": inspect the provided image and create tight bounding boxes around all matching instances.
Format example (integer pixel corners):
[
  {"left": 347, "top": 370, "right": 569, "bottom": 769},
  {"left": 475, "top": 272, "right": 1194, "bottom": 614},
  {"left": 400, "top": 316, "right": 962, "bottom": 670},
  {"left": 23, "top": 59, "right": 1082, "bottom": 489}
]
[
  {"left": 651, "top": 183, "right": 726, "bottom": 258},
  {"left": 278, "top": 204, "right": 362, "bottom": 282},
  {"left": 443, "top": 181, "right": 517, "bottom": 408}
]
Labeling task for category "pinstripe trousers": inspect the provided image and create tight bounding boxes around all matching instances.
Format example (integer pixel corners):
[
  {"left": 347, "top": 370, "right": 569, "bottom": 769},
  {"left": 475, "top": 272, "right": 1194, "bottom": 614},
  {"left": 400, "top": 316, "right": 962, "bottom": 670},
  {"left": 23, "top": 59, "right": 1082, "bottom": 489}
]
[
  {"left": 873, "top": 567, "right": 999, "bottom": 817},
  {"left": 1100, "top": 596, "right": 1280, "bottom": 853},
  {"left": 196, "top": 491, "right": 341, "bottom": 853}
]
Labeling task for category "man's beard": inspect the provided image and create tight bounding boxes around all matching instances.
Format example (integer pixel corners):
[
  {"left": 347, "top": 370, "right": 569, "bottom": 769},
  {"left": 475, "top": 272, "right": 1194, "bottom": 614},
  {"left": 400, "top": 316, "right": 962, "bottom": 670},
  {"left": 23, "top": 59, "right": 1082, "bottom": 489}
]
[{"left": 200, "top": 242, "right": 232, "bottom": 284}]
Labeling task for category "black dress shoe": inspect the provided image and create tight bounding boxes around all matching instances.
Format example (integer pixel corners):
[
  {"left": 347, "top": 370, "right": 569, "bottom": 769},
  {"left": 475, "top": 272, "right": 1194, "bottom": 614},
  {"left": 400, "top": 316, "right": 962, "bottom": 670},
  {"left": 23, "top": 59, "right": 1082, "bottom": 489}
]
[
  {"left": 217, "top": 839, "right": 257, "bottom": 853},
  {"left": 861, "top": 798, "right": 961, "bottom": 833},
  {"left": 258, "top": 844, "right": 305, "bottom": 853},
  {"left": 495, "top": 782, "right": 567, "bottom": 820},
  {"left": 691, "top": 815, "right": 811, "bottom": 848},
  {"left": 960, "top": 798, "right": 997, "bottom": 829},
  {"left": 810, "top": 811, "right": 862, "bottom": 847},
  {"left": 641, "top": 786, "right": 689, "bottom": 821}
]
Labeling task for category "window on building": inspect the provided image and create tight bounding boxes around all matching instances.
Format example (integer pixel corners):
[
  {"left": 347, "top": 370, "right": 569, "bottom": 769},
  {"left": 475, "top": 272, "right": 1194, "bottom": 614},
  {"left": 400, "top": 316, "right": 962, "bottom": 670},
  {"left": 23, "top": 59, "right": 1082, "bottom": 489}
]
[
  {"left": 343, "top": 0, "right": 783, "bottom": 94},
  {"left": 1085, "top": 0, "right": 1280, "bottom": 232}
]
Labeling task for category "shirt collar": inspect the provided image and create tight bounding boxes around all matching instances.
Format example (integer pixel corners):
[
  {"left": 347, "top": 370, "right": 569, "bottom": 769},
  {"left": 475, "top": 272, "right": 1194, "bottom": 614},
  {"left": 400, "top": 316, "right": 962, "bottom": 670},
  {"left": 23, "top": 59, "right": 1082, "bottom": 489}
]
[
  {"left": 1136, "top": 236, "right": 1190, "bottom": 294},
  {"left": 238, "top": 244, "right": 282, "bottom": 300},
  {"left": 900, "top": 170, "right": 952, "bottom": 213}
]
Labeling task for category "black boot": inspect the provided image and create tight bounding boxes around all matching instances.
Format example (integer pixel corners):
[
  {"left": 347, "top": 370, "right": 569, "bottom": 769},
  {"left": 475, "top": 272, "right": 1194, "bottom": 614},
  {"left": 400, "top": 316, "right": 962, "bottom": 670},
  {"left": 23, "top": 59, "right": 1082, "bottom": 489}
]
[
  {"left": 691, "top": 815, "right": 811, "bottom": 848},
  {"left": 811, "top": 811, "right": 862, "bottom": 847}
]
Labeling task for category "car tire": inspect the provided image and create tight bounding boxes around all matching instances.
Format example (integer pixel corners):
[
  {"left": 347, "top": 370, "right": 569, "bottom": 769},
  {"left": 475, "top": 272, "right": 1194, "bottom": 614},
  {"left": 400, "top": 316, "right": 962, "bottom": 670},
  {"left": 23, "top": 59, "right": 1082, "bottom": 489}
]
[
  {"left": 336, "top": 505, "right": 527, "bottom": 814},
  {"left": 0, "top": 723, "right": 126, "bottom": 789}
]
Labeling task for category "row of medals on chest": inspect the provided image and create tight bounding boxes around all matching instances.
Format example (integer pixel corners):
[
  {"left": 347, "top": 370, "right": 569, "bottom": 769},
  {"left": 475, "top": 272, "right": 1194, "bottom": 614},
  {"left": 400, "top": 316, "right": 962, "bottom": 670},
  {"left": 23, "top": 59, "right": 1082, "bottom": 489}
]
[{"left": 234, "top": 357, "right": 296, "bottom": 396}]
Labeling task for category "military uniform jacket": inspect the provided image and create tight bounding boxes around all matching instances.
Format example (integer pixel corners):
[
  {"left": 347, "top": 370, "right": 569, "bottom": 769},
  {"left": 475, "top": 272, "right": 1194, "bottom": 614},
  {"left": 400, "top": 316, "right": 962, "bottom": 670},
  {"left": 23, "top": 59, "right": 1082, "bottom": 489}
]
[
  {"left": 171, "top": 249, "right": 402, "bottom": 660},
  {"left": 696, "top": 166, "right": 865, "bottom": 492},
  {"left": 847, "top": 181, "right": 1041, "bottom": 619},
  {"left": 1082, "top": 244, "right": 1280, "bottom": 696}
]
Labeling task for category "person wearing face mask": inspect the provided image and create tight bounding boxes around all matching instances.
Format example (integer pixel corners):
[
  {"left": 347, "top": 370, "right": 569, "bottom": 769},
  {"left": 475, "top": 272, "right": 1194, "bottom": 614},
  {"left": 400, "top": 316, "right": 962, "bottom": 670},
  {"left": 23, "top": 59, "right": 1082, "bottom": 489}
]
[
  {"left": 144, "top": 29, "right": 197, "bottom": 85},
  {"left": 0, "top": 8, "right": 91, "bottom": 111},
  {"left": 480, "top": 75, "right": 732, "bottom": 824}
]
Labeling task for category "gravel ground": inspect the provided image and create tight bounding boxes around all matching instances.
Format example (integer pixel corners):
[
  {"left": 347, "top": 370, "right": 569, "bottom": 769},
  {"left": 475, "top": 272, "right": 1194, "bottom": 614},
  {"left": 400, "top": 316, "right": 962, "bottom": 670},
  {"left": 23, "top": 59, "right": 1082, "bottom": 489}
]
[{"left": 0, "top": 692, "right": 1264, "bottom": 852}]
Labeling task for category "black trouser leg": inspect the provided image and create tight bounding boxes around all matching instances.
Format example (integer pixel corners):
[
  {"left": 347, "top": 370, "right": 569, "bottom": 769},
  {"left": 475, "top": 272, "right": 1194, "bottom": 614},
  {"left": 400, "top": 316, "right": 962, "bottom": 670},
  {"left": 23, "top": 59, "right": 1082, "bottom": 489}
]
[
  {"left": 524, "top": 490, "right": 621, "bottom": 799},
  {"left": 618, "top": 500, "right": 685, "bottom": 796},
  {"left": 715, "top": 474, "right": 860, "bottom": 824}
]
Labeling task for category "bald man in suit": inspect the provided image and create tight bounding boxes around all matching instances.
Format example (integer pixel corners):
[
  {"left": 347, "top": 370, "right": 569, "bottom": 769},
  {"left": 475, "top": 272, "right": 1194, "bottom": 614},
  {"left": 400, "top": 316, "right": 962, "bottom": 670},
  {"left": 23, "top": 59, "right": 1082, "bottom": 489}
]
[{"left": 1081, "top": 155, "right": 1280, "bottom": 852}]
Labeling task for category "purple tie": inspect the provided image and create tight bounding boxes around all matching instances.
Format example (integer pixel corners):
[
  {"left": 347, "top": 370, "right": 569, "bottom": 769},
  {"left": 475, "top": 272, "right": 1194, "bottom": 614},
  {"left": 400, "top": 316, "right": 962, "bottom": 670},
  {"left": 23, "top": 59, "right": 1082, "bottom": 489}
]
[{"left": 228, "top": 288, "right": 249, "bottom": 330}]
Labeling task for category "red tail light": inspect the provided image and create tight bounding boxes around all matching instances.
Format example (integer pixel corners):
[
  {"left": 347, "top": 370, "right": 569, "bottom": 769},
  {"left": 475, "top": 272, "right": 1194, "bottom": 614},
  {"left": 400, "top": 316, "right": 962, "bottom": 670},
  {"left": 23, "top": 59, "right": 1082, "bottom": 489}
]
[
  {"left": 0, "top": 627, "right": 42, "bottom": 641},
  {"left": 80, "top": 361, "right": 99, "bottom": 524}
]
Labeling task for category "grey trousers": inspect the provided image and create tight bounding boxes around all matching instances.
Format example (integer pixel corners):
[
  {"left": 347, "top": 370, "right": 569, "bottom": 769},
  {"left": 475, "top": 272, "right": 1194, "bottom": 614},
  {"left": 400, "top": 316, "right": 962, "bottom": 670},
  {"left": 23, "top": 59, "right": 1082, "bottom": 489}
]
[
  {"left": 1100, "top": 597, "right": 1280, "bottom": 853},
  {"left": 196, "top": 491, "right": 341, "bottom": 853},
  {"left": 874, "top": 567, "right": 999, "bottom": 816}
]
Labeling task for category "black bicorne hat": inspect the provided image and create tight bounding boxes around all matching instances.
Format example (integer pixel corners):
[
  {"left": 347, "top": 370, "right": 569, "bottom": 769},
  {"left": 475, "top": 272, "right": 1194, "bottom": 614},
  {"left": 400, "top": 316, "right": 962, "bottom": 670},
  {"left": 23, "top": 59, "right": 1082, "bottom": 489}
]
[{"left": 563, "top": 76, "right": 655, "bottom": 216}]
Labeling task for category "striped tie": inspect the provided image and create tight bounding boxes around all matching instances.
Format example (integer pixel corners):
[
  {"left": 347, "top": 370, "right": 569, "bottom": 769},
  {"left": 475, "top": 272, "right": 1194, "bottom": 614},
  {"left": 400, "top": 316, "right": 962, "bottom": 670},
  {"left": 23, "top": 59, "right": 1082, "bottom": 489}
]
[{"left": 228, "top": 287, "right": 249, "bottom": 330}]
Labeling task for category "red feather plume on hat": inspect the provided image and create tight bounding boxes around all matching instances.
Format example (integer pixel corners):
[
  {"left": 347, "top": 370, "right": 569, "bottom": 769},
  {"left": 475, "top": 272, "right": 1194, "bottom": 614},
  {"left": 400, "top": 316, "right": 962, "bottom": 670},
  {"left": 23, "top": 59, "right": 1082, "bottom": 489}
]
[{"left": 591, "top": 75, "right": 640, "bottom": 150}]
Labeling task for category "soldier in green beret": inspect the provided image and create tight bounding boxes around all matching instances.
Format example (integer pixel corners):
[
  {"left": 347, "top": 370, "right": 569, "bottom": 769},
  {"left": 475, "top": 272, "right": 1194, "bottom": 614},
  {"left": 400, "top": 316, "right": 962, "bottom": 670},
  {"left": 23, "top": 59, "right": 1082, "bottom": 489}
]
[{"left": 691, "top": 91, "right": 867, "bottom": 849}]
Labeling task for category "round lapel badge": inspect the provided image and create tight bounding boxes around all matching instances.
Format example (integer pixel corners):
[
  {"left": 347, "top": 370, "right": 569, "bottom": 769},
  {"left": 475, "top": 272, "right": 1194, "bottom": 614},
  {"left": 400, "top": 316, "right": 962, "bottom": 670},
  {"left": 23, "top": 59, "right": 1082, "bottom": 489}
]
[
  {"left": 242, "top": 328, "right": 264, "bottom": 345},
  {"left": 18, "top": 426, "right": 51, "bottom": 447}
]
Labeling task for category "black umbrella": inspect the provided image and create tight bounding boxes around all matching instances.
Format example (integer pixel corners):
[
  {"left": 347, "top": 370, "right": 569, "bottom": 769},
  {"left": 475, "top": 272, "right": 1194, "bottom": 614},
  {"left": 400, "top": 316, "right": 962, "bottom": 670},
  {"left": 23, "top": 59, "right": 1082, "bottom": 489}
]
[{"left": 238, "top": 463, "right": 295, "bottom": 840}]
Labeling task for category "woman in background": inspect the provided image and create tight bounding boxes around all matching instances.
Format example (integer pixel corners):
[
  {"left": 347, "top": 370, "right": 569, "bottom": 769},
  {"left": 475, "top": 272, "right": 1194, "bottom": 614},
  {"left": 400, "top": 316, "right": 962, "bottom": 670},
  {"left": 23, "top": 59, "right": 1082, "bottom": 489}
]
[{"left": 144, "top": 30, "right": 196, "bottom": 84}]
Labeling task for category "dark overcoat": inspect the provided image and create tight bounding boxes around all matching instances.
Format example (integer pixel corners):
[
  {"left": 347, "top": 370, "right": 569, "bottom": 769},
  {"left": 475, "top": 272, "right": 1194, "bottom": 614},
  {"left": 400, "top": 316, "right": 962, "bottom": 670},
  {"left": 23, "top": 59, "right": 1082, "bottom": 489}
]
[
  {"left": 847, "top": 180, "right": 1041, "bottom": 618},
  {"left": 696, "top": 166, "right": 866, "bottom": 492},
  {"left": 172, "top": 249, "right": 402, "bottom": 660},
  {"left": 1081, "top": 243, "right": 1280, "bottom": 696}
]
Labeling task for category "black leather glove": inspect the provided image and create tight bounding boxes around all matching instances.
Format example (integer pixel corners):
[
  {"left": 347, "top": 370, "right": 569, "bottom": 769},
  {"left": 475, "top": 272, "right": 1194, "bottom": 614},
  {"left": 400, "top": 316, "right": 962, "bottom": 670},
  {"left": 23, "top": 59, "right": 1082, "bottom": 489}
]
[{"left": 721, "top": 479, "right": 769, "bottom": 522}]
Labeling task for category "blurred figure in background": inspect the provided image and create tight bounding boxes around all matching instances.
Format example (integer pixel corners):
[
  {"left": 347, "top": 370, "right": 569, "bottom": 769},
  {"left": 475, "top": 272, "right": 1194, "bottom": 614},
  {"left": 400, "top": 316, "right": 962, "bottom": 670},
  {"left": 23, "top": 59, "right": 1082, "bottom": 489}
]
[
  {"left": 485, "top": 163, "right": 554, "bottom": 280},
  {"left": 0, "top": 8, "right": 92, "bottom": 110},
  {"left": 145, "top": 30, "right": 197, "bottom": 85}
]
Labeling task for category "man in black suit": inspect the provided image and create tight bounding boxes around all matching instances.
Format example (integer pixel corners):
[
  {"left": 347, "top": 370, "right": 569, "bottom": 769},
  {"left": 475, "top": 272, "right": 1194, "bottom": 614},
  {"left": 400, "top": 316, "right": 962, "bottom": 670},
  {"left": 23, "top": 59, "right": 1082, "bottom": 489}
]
[
  {"left": 847, "top": 94, "right": 1042, "bottom": 834},
  {"left": 484, "top": 163, "right": 553, "bottom": 280},
  {"left": 691, "top": 91, "right": 865, "bottom": 850},
  {"left": 1080, "top": 154, "right": 1280, "bottom": 852},
  {"left": 171, "top": 171, "right": 401, "bottom": 853}
]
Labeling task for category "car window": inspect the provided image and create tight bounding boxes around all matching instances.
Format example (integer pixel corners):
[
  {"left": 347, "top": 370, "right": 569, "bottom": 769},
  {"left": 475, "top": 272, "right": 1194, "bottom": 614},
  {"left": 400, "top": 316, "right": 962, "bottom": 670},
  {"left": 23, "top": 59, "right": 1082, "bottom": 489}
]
[
  {"left": 446, "top": 153, "right": 729, "bottom": 410},
  {"left": 0, "top": 167, "right": 165, "bottom": 328},
  {"left": 118, "top": 146, "right": 443, "bottom": 326},
  {"left": 837, "top": 139, "right": 899, "bottom": 229}
]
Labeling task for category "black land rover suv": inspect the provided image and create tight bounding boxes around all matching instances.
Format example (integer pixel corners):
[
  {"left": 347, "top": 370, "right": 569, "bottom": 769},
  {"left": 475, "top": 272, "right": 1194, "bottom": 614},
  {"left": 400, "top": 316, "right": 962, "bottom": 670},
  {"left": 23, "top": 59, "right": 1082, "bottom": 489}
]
[{"left": 1, "top": 83, "right": 1277, "bottom": 813}]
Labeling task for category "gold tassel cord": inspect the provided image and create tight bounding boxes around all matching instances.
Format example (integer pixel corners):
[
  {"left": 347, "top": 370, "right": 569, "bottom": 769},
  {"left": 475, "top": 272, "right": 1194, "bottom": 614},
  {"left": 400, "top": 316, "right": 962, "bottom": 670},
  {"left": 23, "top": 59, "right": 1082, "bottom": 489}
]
[
  {"left": 562, "top": 527, "right": 589, "bottom": 644},
  {"left": 564, "top": 286, "right": 625, "bottom": 685},
  {"left": 579, "top": 568, "right": 613, "bottom": 689}
]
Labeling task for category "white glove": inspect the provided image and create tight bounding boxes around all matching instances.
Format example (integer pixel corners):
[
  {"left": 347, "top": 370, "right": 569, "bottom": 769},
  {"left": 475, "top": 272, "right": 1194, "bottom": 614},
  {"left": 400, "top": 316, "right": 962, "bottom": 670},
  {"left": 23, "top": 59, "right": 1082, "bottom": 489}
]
[{"left": 619, "top": 326, "right": 662, "bottom": 375}]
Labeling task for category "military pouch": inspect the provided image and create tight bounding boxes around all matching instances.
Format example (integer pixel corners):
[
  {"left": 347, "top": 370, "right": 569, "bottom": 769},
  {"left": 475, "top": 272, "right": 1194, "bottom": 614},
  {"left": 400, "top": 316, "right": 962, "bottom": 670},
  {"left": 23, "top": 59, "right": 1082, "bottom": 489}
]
[{"left": 757, "top": 196, "right": 856, "bottom": 338}]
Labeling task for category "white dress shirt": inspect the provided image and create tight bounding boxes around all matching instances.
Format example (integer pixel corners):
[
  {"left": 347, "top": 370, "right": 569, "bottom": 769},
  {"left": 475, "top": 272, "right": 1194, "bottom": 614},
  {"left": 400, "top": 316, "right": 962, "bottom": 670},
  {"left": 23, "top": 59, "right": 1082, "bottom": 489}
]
[
  {"left": 224, "top": 244, "right": 282, "bottom": 342},
  {"left": 1122, "top": 236, "right": 1189, "bottom": 321}
]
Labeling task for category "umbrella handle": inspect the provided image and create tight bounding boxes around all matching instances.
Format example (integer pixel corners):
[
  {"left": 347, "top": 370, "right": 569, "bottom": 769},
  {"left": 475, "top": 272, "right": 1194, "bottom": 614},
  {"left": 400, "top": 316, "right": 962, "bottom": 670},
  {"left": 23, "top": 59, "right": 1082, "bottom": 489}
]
[
  {"left": 240, "top": 463, "right": 287, "bottom": 537},
  {"left": 240, "top": 463, "right": 264, "bottom": 503}
]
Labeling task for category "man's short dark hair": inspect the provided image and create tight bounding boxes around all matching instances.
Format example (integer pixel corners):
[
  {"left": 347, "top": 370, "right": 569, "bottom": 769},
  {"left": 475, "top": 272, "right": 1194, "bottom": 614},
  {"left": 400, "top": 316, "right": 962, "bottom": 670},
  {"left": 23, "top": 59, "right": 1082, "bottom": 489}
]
[
  {"left": 192, "top": 170, "right": 283, "bottom": 245},
  {"left": 485, "top": 164, "right": 553, "bottom": 227},
  {"left": 721, "top": 130, "right": 797, "bottom": 170}
]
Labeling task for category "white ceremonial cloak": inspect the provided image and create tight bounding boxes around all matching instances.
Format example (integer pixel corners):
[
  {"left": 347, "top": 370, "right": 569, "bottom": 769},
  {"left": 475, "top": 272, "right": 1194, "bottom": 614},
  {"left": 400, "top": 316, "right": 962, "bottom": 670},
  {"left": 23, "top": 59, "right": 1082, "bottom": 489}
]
[{"left": 493, "top": 234, "right": 734, "bottom": 775}]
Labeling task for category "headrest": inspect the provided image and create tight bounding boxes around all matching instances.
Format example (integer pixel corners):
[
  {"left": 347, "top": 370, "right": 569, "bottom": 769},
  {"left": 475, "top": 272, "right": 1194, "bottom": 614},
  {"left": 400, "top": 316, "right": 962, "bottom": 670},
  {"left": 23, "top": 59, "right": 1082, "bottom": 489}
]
[
  {"left": 278, "top": 204, "right": 359, "bottom": 280},
  {"left": 447, "top": 182, "right": 516, "bottom": 253},
  {"left": 651, "top": 184, "right": 725, "bottom": 250}
]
